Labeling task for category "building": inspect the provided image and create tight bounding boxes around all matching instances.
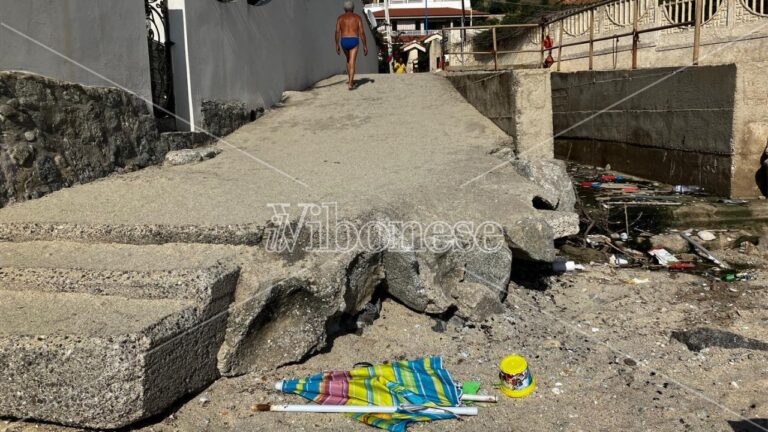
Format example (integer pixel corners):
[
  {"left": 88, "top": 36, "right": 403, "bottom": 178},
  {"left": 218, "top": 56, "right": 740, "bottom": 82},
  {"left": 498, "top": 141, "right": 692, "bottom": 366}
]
[{"left": 365, "top": 0, "right": 490, "bottom": 35}]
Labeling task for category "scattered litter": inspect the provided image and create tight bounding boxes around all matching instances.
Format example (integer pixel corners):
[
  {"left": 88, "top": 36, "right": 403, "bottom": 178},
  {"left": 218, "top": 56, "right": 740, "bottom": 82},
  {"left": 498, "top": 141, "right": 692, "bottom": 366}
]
[
  {"left": 721, "top": 272, "right": 753, "bottom": 282},
  {"left": 270, "top": 357, "right": 477, "bottom": 429},
  {"left": 626, "top": 277, "right": 650, "bottom": 284},
  {"left": 648, "top": 248, "right": 679, "bottom": 266},
  {"left": 718, "top": 199, "right": 748, "bottom": 205},
  {"left": 673, "top": 185, "right": 703, "bottom": 194},
  {"left": 680, "top": 233, "right": 730, "bottom": 269},
  {"left": 668, "top": 263, "right": 695, "bottom": 270},
  {"left": 609, "top": 255, "right": 629, "bottom": 266},
  {"left": 498, "top": 355, "right": 536, "bottom": 398},
  {"left": 461, "top": 381, "right": 481, "bottom": 397},
  {"left": 552, "top": 260, "right": 585, "bottom": 273}
]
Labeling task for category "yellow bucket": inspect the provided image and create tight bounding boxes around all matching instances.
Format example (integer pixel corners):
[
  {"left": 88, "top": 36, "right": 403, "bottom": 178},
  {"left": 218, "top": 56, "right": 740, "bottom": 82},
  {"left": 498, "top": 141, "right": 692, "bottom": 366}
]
[{"left": 498, "top": 355, "right": 536, "bottom": 398}]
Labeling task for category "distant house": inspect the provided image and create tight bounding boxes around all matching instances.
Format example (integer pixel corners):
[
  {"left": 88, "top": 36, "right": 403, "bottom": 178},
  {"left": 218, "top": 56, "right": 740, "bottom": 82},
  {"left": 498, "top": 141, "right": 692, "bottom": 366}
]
[{"left": 365, "top": 0, "right": 490, "bottom": 35}]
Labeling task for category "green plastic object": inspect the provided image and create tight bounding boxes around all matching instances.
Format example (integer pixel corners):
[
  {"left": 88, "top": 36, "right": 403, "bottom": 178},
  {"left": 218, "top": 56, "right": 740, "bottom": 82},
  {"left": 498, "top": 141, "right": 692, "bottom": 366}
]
[{"left": 462, "top": 381, "right": 481, "bottom": 396}]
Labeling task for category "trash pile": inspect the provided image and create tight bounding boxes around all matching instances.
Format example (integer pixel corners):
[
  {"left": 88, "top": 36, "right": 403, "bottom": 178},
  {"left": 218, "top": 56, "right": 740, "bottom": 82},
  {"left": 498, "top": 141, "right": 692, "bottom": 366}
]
[{"left": 556, "top": 164, "right": 763, "bottom": 281}]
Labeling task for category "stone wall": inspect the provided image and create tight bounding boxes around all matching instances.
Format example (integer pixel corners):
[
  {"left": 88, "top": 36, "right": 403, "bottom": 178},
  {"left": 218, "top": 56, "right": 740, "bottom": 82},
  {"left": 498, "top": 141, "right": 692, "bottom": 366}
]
[
  {"left": 0, "top": 72, "right": 163, "bottom": 206},
  {"left": 445, "top": 70, "right": 554, "bottom": 159}
]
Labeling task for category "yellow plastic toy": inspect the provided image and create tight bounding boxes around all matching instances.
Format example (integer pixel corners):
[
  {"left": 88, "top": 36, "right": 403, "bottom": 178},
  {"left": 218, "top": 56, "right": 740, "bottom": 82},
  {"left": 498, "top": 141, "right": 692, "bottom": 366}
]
[{"left": 498, "top": 354, "right": 536, "bottom": 398}]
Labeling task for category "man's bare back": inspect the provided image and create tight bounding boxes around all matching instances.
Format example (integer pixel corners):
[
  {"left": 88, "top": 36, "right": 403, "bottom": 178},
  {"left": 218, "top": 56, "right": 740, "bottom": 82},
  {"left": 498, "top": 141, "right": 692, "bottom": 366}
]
[
  {"left": 337, "top": 13, "right": 363, "bottom": 39},
  {"left": 335, "top": 5, "right": 367, "bottom": 90}
]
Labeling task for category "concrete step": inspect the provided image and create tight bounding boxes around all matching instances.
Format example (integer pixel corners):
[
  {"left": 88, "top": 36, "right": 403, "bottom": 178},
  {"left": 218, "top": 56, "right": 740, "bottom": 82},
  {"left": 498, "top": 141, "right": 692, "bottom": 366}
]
[{"left": 0, "top": 242, "right": 241, "bottom": 429}]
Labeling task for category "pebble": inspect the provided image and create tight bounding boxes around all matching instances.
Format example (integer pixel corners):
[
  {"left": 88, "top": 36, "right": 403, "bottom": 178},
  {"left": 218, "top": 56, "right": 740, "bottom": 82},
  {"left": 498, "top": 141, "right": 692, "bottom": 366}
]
[
  {"left": 199, "top": 396, "right": 210, "bottom": 405},
  {"left": 24, "top": 130, "right": 36, "bottom": 142},
  {"left": 552, "top": 387, "right": 562, "bottom": 395},
  {"left": 697, "top": 231, "right": 716, "bottom": 241}
]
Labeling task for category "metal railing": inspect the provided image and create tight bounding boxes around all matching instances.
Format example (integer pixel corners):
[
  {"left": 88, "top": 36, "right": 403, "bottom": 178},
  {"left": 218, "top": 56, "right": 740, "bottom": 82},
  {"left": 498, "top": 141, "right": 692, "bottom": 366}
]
[{"left": 441, "top": 0, "right": 707, "bottom": 71}]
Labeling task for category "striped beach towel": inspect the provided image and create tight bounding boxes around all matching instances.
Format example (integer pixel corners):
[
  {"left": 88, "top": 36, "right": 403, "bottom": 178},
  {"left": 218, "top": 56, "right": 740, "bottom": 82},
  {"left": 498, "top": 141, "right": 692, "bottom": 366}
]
[{"left": 279, "top": 356, "right": 461, "bottom": 432}]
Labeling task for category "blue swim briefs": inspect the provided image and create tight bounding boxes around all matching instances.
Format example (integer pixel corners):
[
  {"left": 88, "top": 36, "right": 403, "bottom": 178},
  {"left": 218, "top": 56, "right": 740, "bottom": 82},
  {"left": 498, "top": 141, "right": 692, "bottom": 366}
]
[{"left": 340, "top": 37, "right": 359, "bottom": 51}]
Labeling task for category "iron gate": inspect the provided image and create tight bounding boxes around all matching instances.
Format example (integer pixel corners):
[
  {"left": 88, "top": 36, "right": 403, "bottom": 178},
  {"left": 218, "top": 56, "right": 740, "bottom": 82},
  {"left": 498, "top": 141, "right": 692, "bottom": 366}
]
[{"left": 146, "top": 0, "right": 175, "bottom": 118}]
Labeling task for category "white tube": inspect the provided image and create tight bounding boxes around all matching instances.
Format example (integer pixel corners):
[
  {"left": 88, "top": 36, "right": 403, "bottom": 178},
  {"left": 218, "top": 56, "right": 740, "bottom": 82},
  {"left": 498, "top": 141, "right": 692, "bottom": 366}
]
[
  {"left": 274, "top": 381, "right": 284, "bottom": 391},
  {"left": 460, "top": 394, "right": 498, "bottom": 403},
  {"left": 267, "top": 404, "right": 478, "bottom": 416}
]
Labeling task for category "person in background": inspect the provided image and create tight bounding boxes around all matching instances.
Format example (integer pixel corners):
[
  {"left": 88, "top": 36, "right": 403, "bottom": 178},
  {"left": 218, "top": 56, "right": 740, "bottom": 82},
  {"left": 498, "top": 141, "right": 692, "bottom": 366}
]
[
  {"left": 335, "top": 1, "right": 368, "bottom": 90},
  {"left": 395, "top": 60, "right": 406, "bottom": 74}
]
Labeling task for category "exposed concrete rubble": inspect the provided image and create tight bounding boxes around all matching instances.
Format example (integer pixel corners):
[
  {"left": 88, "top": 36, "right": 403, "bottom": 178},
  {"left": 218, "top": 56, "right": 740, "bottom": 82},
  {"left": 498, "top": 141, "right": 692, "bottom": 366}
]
[
  {"left": 0, "top": 74, "right": 579, "bottom": 429},
  {"left": 218, "top": 248, "right": 385, "bottom": 376},
  {"left": 510, "top": 159, "right": 577, "bottom": 212}
]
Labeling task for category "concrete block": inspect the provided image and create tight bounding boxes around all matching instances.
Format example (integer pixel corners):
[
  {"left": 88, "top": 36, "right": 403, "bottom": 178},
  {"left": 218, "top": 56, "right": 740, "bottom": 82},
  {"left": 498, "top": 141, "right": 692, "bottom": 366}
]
[
  {"left": 0, "top": 242, "right": 239, "bottom": 429},
  {"left": 0, "top": 290, "right": 225, "bottom": 429},
  {"left": 445, "top": 70, "right": 554, "bottom": 159}
]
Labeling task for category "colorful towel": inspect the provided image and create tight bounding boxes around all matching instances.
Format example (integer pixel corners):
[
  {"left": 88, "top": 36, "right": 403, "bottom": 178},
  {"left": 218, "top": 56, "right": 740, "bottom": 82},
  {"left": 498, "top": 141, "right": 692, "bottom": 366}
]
[{"left": 279, "top": 356, "right": 461, "bottom": 432}]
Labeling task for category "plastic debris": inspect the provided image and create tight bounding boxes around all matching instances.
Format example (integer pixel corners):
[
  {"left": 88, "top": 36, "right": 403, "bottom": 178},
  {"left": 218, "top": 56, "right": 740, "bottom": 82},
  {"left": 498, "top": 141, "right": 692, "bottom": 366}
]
[
  {"left": 552, "top": 260, "right": 585, "bottom": 272},
  {"left": 648, "top": 248, "right": 679, "bottom": 266},
  {"left": 626, "top": 277, "right": 650, "bottom": 284},
  {"left": 673, "top": 185, "right": 703, "bottom": 194},
  {"left": 680, "top": 233, "right": 730, "bottom": 269},
  {"left": 721, "top": 273, "right": 752, "bottom": 282},
  {"left": 668, "top": 263, "right": 695, "bottom": 270},
  {"left": 499, "top": 355, "right": 536, "bottom": 398},
  {"left": 609, "top": 255, "right": 629, "bottom": 266}
]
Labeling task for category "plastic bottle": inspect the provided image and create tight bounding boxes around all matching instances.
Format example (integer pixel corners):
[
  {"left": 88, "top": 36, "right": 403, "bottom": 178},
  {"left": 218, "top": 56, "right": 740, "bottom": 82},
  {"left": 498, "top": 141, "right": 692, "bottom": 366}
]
[
  {"left": 552, "top": 261, "right": 585, "bottom": 272},
  {"left": 673, "top": 185, "right": 703, "bottom": 194}
]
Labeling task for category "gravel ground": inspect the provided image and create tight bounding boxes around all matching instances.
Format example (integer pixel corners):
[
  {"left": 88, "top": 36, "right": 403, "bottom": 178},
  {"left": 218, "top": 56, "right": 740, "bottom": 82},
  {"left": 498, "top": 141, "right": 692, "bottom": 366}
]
[{"left": 6, "top": 251, "right": 767, "bottom": 432}]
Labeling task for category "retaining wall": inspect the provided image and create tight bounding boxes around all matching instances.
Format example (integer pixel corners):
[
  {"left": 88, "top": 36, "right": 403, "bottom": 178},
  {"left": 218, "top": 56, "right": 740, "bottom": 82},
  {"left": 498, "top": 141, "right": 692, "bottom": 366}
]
[
  {"left": 552, "top": 64, "right": 768, "bottom": 197},
  {"left": 445, "top": 70, "right": 554, "bottom": 159}
]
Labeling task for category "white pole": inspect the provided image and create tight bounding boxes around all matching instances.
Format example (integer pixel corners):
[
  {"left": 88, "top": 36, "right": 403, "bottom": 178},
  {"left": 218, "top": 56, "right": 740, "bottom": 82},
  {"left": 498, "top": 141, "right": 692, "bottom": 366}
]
[
  {"left": 385, "top": 0, "right": 394, "bottom": 73},
  {"left": 266, "top": 404, "right": 479, "bottom": 416}
]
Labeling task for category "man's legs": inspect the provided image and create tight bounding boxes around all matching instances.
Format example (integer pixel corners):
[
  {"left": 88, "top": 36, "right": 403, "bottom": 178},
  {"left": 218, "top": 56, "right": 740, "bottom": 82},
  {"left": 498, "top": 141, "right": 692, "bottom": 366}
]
[{"left": 344, "top": 46, "right": 358, "bottom": 90}]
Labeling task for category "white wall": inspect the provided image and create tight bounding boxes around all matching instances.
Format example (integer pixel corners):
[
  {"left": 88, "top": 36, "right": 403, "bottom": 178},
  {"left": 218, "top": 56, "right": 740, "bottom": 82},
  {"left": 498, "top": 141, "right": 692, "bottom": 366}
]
[
  {"left": 171, "top": 0, "right": 378, "bottom": 132},
  {"left": 0, "top": 0, "right": 152, "bottom": 102}
]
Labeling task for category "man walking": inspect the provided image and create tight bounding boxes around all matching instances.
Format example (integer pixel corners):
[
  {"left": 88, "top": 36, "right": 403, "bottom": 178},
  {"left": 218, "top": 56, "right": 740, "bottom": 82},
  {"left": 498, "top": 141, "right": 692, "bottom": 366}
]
[{"left": 336, "top": 1, "right": 368, "bottom": 90}]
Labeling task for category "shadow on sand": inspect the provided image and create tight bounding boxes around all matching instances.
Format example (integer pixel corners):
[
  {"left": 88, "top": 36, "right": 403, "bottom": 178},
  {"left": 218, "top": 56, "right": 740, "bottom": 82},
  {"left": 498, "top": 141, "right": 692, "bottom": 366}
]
[{"left": 728, "top": 419, "right": 768, "bottom": 432}]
